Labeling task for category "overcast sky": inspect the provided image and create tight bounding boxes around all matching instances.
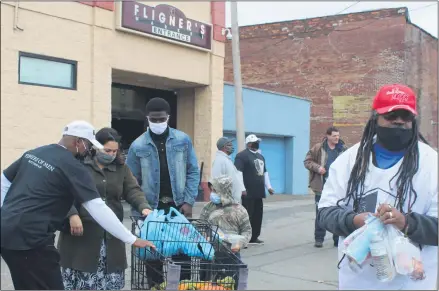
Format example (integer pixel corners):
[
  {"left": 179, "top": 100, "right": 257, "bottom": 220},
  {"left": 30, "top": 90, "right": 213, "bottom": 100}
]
[{"left": 225, "top": 1, "right": 438, "bottom": 37}]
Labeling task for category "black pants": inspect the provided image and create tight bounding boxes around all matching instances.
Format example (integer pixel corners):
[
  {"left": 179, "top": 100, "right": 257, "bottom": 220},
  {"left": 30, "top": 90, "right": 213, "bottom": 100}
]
[
  {"left": 241, "top": 197, "right": 263, "bottom": 241},
  {"left": 1, "top": 245, "right": 64, "bottom": 290},
  {"left": 145, "top": 201, "right": 191, "bottom": 288},
  {"left": 315, "top": 194, "right": 339, "bottom": 244}
]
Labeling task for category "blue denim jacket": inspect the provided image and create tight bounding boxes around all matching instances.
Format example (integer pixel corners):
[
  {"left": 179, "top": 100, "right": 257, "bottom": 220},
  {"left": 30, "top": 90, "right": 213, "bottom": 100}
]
[{"left": 126, "top": 128, "right": 200, "bottom": 212}]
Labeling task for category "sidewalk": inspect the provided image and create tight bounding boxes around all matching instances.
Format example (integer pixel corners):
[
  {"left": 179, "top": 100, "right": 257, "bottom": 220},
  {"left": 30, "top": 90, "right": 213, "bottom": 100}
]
[{"left": 123, "top": 193, "right": 313, "bottom": 217}]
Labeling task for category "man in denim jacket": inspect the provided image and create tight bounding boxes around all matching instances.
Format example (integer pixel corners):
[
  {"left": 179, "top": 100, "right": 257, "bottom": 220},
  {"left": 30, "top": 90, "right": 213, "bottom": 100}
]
[{"left": 126, "top": 97, "right": 200, "bottom": 218}]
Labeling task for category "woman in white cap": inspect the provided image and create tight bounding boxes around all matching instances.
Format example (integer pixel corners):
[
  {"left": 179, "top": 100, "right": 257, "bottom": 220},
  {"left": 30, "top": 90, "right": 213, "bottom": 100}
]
[{"left": 1, "top": 120, "right": 154, "bottom": 290}]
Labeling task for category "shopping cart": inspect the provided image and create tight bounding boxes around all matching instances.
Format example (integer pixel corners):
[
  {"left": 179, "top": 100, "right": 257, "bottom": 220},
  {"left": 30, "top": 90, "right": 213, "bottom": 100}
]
[{"left": 130, "top": 216, "right": 249, "bottom": 290}]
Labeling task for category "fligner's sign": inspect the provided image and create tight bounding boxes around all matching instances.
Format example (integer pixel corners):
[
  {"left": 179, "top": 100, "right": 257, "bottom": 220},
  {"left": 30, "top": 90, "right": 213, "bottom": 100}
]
[{"left": 120, "top": 2, "right": 212, "bottom": 50}]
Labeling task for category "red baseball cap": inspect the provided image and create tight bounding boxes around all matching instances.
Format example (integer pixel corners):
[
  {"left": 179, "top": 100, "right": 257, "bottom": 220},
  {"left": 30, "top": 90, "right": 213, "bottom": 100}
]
[{"left": 372, "top": 84, "right": 417, "bottom": 115}]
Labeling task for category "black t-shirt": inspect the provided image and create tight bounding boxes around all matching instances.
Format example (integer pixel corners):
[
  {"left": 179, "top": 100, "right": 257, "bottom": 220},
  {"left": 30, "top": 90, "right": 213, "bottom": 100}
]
[
  {"left": 234, "top": 149, "right": 267, "bottom": 199},
  {"left": 150, "top": 129, "right": 173, "bottom": 200},
  {"left": 1, "top": 144, "right": 100, "bottom": 250}
]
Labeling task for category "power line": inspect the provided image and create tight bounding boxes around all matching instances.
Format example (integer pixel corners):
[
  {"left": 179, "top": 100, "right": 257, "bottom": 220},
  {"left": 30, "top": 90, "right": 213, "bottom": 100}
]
[
  {"left": 409, "top": 3, "right": 437, "bottom": 13},
  {"left": 334, "top": 2, "right": 436, "bottom": 15},
  {"left": 335, "top": 1, "right": 361, "bottom": 15},
  {"left": 333, "top": 4, "right": 437, "bottom": 32}
]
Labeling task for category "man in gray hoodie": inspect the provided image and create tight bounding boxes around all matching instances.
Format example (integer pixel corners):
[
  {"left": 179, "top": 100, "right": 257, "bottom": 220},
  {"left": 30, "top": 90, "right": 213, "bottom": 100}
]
[{"left": 211, "top": 137, "right": 246, "bottom": 203}]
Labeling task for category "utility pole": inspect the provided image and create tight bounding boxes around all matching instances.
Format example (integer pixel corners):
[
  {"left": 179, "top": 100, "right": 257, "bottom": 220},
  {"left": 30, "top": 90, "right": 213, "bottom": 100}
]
[{"left": 230, "top": 1, "right": 245, "bottom": 152}]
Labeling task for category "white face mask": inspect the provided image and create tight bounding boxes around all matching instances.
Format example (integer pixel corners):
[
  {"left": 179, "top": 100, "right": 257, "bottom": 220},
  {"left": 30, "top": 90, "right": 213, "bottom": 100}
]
[{"left": 149, "top": 121, "right": 168, "bottom": 135}]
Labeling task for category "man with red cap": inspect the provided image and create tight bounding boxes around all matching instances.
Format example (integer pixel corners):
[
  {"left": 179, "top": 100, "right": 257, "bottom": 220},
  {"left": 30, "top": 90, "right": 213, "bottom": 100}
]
[{"left": 317, "top": 84, "right": 437, "bottom": 290}]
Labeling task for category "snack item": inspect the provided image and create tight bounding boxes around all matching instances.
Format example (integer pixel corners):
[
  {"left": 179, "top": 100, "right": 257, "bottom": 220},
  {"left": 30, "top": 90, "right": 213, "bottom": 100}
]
[
  {"left": 343, "top": 230, "right": 371, "bottom": 265},
  {"left": 343, "top": 225, "right": 366, "bottom": 248},
  {"left": 411, "top": 258, "right": 426, "bottom": 281},
  {"left": 343, "top": 216, "right": 384, "bottom": 265},
  {"left": 391, "top": 236, "right": 425, "bottom": 280}
]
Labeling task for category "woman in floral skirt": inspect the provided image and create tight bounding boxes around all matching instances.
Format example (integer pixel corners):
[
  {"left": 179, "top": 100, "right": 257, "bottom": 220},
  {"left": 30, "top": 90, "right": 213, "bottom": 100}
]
[{"left": 57, "top": 127, "right": 152, "bottom": 290}]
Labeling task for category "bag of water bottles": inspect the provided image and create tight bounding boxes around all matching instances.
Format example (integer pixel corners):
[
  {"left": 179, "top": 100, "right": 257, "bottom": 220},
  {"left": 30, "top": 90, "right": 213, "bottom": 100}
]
[{"left": 342, "top": 214, "right": 425, "bottom": 282}]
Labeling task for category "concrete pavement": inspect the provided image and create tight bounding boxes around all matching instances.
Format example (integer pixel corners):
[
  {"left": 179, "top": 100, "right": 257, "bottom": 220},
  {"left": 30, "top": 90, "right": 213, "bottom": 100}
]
[
  {"left": 1, "top": 194, "right": 339, "bottom": 290},
  {"left": 241, "top": 196, "right": 338, "bottom": 290}
]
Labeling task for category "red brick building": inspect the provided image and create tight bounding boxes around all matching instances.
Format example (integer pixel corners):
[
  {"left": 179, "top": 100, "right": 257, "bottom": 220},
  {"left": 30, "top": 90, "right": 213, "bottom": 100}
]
[{"left": 224, "top": 7, "right": 438, "bottom": 148}]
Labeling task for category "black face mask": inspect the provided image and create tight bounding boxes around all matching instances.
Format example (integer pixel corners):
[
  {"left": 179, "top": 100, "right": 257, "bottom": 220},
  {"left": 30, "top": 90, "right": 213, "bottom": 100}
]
[
  {"left": 376, "top": 126, "right": 413, "bottom": 151},
  {"left": 251, "top": 142, "right": 260, "bottom": 150}
]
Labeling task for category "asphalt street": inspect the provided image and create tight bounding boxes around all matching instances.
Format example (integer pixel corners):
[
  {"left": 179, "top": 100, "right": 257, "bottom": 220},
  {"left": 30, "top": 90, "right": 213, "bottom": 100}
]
[{"left": 1, "top": 195, "right": 339, "bottom": 290}]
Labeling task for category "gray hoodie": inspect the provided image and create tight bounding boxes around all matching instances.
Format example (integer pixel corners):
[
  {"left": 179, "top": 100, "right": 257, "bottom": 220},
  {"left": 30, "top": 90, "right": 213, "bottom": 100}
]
[
  {"left": 200, "top": 175, "right": 252, "bottom": 248},
  {"left": 211, "top": 151, "right": 246, "bottom": 203}
]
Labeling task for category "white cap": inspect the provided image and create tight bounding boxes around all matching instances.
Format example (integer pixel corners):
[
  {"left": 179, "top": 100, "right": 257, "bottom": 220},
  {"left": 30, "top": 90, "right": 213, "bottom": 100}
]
[
  {"left": 62, "top": 120, "right": 103, "bottom": 149},
  {"left": 245, "top": 134, "right": 261, "bottom": 144}
]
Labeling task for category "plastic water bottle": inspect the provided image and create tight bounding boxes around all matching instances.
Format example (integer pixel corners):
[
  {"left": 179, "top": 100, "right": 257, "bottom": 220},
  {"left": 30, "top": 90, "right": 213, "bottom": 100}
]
[{"left": 370, "top": 234, "right": 395, "bottom": 282}]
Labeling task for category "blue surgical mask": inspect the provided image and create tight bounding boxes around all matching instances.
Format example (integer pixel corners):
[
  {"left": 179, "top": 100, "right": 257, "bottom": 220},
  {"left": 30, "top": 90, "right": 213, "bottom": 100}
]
[{"left": 210, "top": 192, "right": 221, "bottom": 204}]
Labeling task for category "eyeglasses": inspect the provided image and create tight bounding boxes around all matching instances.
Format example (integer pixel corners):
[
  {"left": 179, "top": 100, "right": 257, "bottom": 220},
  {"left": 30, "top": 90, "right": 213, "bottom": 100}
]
[{"left": 382, "top": 110, "right": 415, "bottom": 122}]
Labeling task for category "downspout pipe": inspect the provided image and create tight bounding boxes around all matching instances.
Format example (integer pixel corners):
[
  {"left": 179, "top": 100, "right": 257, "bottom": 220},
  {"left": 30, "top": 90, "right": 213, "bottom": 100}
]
[{"left": 14, "top": 1, "right": 24, "bottom": 31}]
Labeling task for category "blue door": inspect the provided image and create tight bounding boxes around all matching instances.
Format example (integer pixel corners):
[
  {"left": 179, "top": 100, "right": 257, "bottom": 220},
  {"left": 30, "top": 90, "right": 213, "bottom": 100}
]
[{"left": 224, "top": 133, "right": 286, "bottom": 193}]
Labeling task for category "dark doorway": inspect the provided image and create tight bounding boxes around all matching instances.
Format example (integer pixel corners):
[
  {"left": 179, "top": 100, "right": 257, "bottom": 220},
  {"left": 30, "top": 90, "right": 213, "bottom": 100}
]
[{"left": 111, "top": 83, "right": 177, "bottom": 151}]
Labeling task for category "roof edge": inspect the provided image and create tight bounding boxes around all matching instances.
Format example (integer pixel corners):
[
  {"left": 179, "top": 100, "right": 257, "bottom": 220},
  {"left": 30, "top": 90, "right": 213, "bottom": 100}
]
[
  {"left": 406, "top": 19, "right": 438, "bottom": 40},
  {"left": 224, "top": 81, "right": 312, "bottom": 103},
  {"left": 235, "top": 6, "right": 408, "bottom": 29}
]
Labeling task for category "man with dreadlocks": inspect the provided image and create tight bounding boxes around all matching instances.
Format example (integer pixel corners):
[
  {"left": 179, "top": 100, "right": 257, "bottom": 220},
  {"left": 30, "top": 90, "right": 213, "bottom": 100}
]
[{"left": 317, "top": 84, "right": 437, "bottom": 290}]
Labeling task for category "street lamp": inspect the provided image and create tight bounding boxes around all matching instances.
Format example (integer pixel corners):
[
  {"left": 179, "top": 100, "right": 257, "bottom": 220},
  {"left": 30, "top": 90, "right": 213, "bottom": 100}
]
[{"left": 221, "top": 28, "right": 233, "bottom": 40}]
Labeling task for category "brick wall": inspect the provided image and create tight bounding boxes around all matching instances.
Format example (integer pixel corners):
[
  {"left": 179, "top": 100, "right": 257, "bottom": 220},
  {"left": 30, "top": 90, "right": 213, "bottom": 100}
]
[
  {"left": 404, "top": 24, "right": 438, "bottom": 149},
  {"left": 225, "top": 7, "right": 438, "bottom": 148}
]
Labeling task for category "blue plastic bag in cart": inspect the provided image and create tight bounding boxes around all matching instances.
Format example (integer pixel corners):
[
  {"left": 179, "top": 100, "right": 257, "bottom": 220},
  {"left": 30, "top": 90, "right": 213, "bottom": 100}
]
[
  {"left": 137, "top": 208, "right": 215, "bottom": 260},
  {"left": 162, "top": 208, "right": 215, "bottom": 260},
  {"left": 137, "top": 209, "right": 169, "bottom": 260}
]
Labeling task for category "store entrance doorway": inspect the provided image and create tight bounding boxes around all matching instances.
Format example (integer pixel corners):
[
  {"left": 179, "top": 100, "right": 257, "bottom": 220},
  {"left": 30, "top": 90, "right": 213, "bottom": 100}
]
[{"left": 111, "top": 83, "right": 177, "bottom": 153}]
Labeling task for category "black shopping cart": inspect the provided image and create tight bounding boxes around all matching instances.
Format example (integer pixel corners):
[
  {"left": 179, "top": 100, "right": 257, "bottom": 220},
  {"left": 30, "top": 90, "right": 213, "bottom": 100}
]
[{"left": 130, "top": 216, "right": 249, "bottom": 290}]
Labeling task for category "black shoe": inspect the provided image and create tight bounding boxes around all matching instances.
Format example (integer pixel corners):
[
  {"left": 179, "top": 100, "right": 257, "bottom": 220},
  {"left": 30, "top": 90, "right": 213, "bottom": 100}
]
[
  {"left": 314, "top": 241, "right": 323, "bottom": 248},
  {"left": 249, "top": 239, "right": 264, "bottom": 245},
  {"left": 334, "top": 241, "right": 339, "bottom": 247}
]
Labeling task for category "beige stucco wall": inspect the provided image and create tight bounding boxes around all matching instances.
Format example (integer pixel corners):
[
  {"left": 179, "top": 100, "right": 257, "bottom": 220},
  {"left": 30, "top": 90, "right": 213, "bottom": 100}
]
[{"left": 1, "top": 1, "right": 224, "bottom": 177}]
